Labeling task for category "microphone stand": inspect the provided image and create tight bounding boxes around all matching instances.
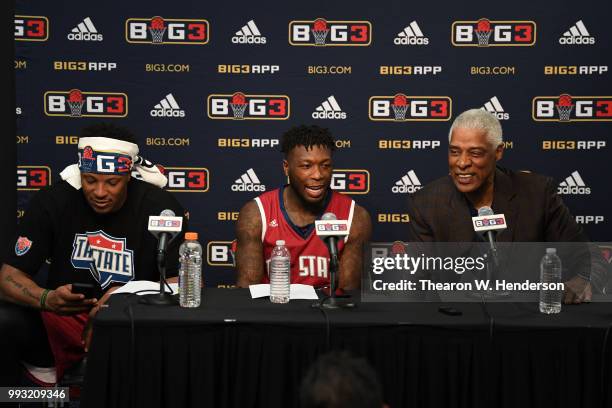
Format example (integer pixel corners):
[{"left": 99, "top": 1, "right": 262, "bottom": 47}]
[
  {"left": 140, "top": 245, "right": 178, "bottom": 305},
  {"left": 468, "top": 245, "right": 509, "bottom": 300},
  {"left": 461, "top": 236, "right": 507, "bottom": 301},
  {"left": 314, "top": 244, "right": 355, "bottom": 309}
]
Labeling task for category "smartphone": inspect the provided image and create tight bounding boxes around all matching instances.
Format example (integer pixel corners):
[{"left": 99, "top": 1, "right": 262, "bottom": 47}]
[{"left": 72, "top": 282, "right": 97, "bottom": 299}]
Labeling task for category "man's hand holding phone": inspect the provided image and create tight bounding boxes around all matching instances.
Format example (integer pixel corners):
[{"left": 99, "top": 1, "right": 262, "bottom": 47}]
[{"left": 44, "top": 284, "right": 98, "bottom": 315}]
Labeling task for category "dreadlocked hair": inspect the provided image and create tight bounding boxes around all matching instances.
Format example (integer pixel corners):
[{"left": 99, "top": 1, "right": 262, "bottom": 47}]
[{"left": 281, "top": 125, "right": 336, "bottom": 155}]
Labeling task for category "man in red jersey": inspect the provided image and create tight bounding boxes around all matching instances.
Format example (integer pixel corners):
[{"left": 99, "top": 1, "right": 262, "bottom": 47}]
[{"left": 236, "top": 125, "right": 371, "bottom": 290}]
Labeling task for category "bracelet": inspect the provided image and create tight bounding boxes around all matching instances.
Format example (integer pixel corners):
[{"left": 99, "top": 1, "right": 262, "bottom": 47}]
[{"left": 40, "top": 289, "right": 51, "bottom": 311}]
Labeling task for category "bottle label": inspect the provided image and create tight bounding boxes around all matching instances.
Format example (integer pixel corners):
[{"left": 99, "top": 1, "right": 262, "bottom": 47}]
[{"left": 270, "top": 257, "right": 290, "bottom": 272}]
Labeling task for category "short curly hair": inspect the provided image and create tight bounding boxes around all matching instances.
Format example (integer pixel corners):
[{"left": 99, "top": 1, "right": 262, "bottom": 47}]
[
  {"left": 300, "top": 351, "right": 384, "bottom": 408},
  {"left": 79, "top": 123, "right": 137, "bottom": 144},
  {"left": 449, "top": 109, "right": 503, "bottom": 148},
  {"left": 281, "top": 125, "right": 336, "bottom": 156}
]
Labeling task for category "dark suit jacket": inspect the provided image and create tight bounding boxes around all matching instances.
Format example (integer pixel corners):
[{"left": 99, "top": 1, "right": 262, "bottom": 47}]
[
  {"left": 406, "top": 166, "right": 607, "bottom": 290},
  {"left": 406, "top": 166, "right": 585, "bottom": 243}
]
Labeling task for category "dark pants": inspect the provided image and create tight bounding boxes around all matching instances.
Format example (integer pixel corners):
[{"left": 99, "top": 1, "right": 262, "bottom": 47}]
[{"left": 0, "top": 300, "right": 54, "bottom": 386}]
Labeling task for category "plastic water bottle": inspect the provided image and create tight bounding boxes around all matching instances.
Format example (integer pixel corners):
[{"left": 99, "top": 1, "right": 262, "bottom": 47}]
[
  {"left": 179, "top": 232, "right": 202, "bottom": 308},
  {"left": 539, "top": 248, "right": 562, "bottom": 314},
  {"left": 270, "top": 240, "right": 290, "bottom": 304}
]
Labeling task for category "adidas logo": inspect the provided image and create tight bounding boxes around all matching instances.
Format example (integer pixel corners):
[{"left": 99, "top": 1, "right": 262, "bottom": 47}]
[
  {"left": 481, "top": 96, "right": 509, "bottom": 120},
  {"left": 394, "top": 21, "right": 429, "bottom": 45},
  {"left": 269, "top": 219, "right": 278, "bottom": 228},
  {"left": 392, "top": 170, "right": 422, "bottom": 193},
  {"left": 312, "top": 95, "right": 347, "bottom": 119},
  {"left": 150, "top": 93, "right": 185, "bottom": 118},
  {"left": 558, "top": 171, "right": 591, "bottom": 195},
  {"left": 67, "top": 17, "right": 103, "bottom": 41},
  {"left": 232, "top": 168, "right": 266, "bottom": 192},
  {"left": 232, "top": 20, "right": 267, "bottom": 44},
  {"left": 559, "top": 20, "right": 595, "bottom": 45}
]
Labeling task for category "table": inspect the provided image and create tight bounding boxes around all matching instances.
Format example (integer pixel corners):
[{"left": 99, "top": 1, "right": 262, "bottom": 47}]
[{"left": 81, "top": 289, "right": 612, "bottom": 408}]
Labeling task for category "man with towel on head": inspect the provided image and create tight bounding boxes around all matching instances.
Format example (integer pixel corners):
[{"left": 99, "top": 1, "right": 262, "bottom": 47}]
[{"left": 0, "top": 123, "right": 185, "bottom": 383}]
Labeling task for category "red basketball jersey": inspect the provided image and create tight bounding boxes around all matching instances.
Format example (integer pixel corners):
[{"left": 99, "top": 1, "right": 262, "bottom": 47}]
[{"left": 254, "top": 186, "right": 355, "bottom": 287}]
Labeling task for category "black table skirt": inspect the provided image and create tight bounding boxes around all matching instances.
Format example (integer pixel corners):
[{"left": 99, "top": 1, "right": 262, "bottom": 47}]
[{"left": 81, "top": 289, "right": 612, "bottom": 408}]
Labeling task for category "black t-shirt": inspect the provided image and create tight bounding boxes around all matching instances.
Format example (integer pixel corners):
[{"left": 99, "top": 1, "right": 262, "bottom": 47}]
[{"left": 6, "top": 179, "right": 185, "bottom": 296}]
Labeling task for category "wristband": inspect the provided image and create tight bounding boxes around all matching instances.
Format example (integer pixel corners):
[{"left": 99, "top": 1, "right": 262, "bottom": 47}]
[{"left": 40, "top": 289, "right": 51, "bottom": 311}]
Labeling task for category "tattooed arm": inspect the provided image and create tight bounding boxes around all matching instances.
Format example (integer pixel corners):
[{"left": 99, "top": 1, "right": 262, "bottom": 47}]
[
  {"left": 338, "top": 204, "right": 372, "bottom": 290},
  {"left": 235, "top": 200, "right": 265, "bottom": 287},
  {"left": 0, "top": 264, "right": 95, "bottom": 314},
  {"left": 0, "top": 264, "right": 43, "bottom": 307}
]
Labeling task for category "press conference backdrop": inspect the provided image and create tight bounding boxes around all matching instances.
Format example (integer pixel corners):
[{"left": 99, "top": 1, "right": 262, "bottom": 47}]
[{"left": 14, "top": 0, "right": 612, "bottom": 286}]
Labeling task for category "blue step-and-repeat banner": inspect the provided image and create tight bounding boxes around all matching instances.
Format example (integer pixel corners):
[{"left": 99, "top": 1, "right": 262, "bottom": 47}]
[{"left": 14, "top": 1, "right": 611, "bottom": 286}]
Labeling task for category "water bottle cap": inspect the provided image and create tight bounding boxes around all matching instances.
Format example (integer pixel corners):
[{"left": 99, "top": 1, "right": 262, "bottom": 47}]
[
  {"left": 275, "top": 240, "right": 285, "bottom": 246},
  {"left": 185, "top": 232, "right": 198, "bottom": 240},
  {"left": 546, "top": 248, "right": 556, "bottom": 254}
]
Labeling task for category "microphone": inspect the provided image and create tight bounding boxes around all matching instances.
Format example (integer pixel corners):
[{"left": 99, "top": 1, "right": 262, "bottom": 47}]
[
  {"left": 315, "top": 212, "right": 349, "bottom": 288},
  {"left": 313, "top": 213, "right": 355, "bottom": 308},
  {"left": 315, "top": 213, "right": 349, "bottom": 266},
  {"left": 472, "top": 206, "right": 507, "bottom": 267},
  {"left": 142, "top": 209, "right": 183, "bottom": 306},
  {"left": 148, "top": 209, "right": 183, "bottom": 254}
]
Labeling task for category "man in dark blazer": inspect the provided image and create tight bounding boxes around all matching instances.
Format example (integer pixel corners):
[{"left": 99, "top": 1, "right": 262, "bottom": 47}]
[{"left": 407, "top": 109, "right": 604, "bottom": 302}]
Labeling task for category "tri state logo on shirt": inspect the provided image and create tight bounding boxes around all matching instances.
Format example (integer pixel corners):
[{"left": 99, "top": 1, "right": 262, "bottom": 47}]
[{"left": 71, "top": 230, "right": 135, "bottom": 289}]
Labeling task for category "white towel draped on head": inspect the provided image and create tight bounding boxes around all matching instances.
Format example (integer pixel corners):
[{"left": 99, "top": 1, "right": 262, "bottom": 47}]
[{"left": 59, "top": 136, "right": 167, "bottom": 189}]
